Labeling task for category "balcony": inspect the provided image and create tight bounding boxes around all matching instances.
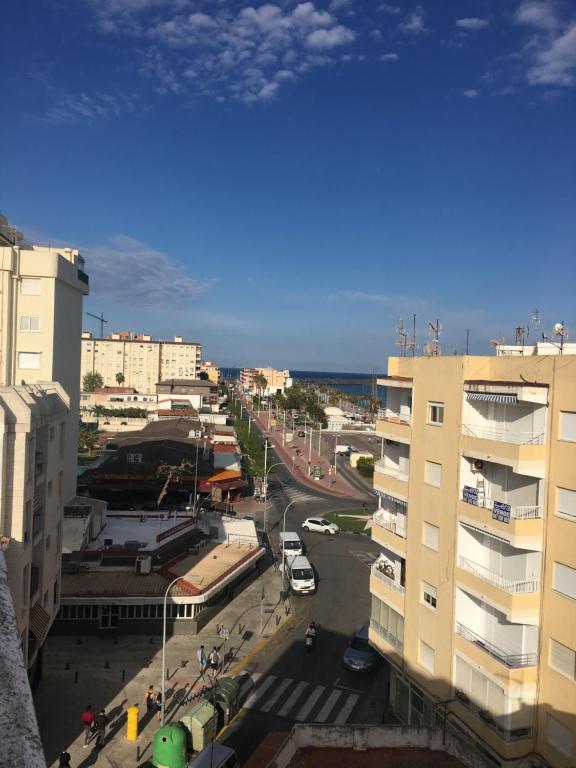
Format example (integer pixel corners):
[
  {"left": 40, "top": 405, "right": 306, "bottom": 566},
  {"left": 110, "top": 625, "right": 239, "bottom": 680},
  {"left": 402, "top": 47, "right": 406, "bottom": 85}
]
[
  {"left": 455, "top": 622, "right": 537, "bottom": 668},
  {"left": 461, "top": 487, "right": 543, "bottom": 520},
  {"left": 458, "top": 556, "right": 539, "bottom": 594},
  {"left": 454, "top": 692, "right": 533, "bottom": 743},
  {"left": 462, "top": 424, "right": 544, "bottom": 446},
  {"left": 377, "top": 408, "right": 411, "bottom": 425},
  {"left": 373, "top": 510, "right": 407, "bottom": 539},
  {"left": 370, "top": 618, "right": 403, "bottom": 652},
  {"left": 77, "top": 268, "right": 89, "bottom": 286}
]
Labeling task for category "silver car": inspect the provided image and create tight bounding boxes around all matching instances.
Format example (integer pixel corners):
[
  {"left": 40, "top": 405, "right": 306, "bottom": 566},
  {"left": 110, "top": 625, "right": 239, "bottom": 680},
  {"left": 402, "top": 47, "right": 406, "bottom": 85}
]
[
  {"left": 342, "top": 625, "right": 379, "bottom": 672},
  {"left": 302, "top": 517, "right": 339, "bottom": 535}
]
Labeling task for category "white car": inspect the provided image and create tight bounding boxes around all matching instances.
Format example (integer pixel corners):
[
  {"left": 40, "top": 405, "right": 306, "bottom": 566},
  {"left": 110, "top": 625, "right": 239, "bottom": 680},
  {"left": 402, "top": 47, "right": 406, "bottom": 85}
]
[{"left": 302, "top": 517, "right": 339, "bottom": 535}]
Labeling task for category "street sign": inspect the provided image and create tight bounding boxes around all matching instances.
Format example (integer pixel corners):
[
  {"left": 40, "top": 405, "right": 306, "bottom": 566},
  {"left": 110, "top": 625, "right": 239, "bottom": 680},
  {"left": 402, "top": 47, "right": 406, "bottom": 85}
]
[
  {"left": 220, "top": 626, "right": 230, "bottom": 640},
  {"left": 313, "top": 465, "right": 321, "bottom": 478}
]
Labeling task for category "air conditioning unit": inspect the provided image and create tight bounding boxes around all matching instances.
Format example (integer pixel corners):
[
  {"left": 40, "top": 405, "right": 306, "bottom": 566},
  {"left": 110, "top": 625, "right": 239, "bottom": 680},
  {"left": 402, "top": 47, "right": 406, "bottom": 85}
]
[
  {"left": 159, "top": 512, "right": 168, "bottom": 521},
  {"left": 134, "top": 556, "right": 152, "bottom": 575},
  {"left": 471, "top": 459, "right": 484, "bottom": 472}
]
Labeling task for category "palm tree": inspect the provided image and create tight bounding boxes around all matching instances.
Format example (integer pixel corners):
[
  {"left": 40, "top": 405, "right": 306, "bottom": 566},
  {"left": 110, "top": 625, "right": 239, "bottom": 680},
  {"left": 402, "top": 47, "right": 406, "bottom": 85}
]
[
  {"left": 253, "top": 373, "right": 268, "bottom": 403},
  {"left": 115, "top": 372, "right": 125, "bottom": 385}
]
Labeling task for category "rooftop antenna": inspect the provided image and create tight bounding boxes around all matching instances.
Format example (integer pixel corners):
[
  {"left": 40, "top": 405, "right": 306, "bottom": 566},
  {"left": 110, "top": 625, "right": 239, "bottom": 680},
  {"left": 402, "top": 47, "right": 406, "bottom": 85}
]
[
  {"left": 552, "top": 321, "right": 569, "bottom": 354},
  {"left": 514, "top": 325, "right": 529, "bottom": 348},
  {"left": 85, "top": 311, "right": 108, "bottom": 338},
  {"left": 405, "top": 313, "right": 417, "bottom": 357},
  {"left": 425, "top": 319, "right": 442, "bottom": 356},
  {"left": 531, "top": 308, "right": 541, "bottom": 331},
  {"left": 395, "top": 318, "right": 408, "bottom": 357}
]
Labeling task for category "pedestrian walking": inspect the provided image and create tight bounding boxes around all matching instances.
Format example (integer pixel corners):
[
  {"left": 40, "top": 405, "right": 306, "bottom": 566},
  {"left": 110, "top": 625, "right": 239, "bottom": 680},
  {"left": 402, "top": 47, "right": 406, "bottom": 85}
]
[
  {"left": 94, "top": 709, "right": 109, "bottom": 749},
  {"left": 305, "top": 621, "right": 317, "bottom": 654},
  {"left": 144, "top": 685, "right": 156, "bottom": 714},
  {"left": 80, "top": 704, "right": 95, "bottom": 747},
  {"left": 208, "top": 647, "right": 220, "bottom": 680},
  {"left": 58, "top": 751, "right": 72, "bottom": 768},
  {"left": 155, "top": 690, "right": 163, "bottom": 721},
  {"left": 197, "top": 644, "right": 208, "bottom": 678}
]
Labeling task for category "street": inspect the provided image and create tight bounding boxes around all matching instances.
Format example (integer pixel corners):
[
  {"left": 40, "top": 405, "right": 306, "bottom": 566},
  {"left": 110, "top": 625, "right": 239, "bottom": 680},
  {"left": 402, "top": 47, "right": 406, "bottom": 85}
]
[{"left": 220, "top": 472, "right": 387, "bottom": 763}]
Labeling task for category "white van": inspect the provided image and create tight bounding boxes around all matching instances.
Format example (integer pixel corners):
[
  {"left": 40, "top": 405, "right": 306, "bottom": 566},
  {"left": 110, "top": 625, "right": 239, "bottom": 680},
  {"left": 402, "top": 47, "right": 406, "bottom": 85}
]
[
  {"left": 189, "top": 744, "right": 241, "bottom": 768},
  {"left": 279, "top": 531, "right": 303, "bottom": 557},
  {"left": 287, "top": 555, "right": 316, "bottom": 595}
]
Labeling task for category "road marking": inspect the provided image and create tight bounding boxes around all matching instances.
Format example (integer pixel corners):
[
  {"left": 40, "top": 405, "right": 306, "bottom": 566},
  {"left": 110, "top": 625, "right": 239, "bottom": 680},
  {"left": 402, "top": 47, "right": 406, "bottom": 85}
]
[
  {"left": 259, "top": 677, "right": 293, "bottom": 713},
  {"left": 334, "top": 694, "right": 359, "bottom": 724},
  {"left": 278, "top": 681, "right": 308, "bottom": 717},
  {"left": 315, "top": 689, "right": 341, "bottom": 722},
  {"left": 239, "top": 672, "right": 261, "bottom": 701},
  {"left": 243, "top": 675, "right": 276, "bottom": 709},
  {"left": 295, "top": 685, "right": 325, "bottom": 721},
  {"left": 334, "top": 681, "right": 363, "bottom": 694}
]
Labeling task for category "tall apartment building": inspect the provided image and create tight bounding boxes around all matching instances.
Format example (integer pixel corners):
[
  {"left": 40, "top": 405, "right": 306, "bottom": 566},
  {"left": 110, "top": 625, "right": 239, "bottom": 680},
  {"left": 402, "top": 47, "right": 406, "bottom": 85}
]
[
  {"left": 370, "top": 348, "right": 576, "bottom": 768},
  {"left": 0, "top": 215, "right": 88, "bottom": 679},
  {"left": 240, "top": 367, "right": 292, "bottom": 395},
  {"left": 80, "top": 331, "right": 202, "bottom": 393}
]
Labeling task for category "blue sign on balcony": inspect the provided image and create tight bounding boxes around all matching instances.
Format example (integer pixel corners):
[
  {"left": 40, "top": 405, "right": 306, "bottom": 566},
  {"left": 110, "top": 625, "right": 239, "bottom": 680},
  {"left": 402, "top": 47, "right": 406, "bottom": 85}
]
[
  {"left": 463, "top": 485, "right": 479, "bottom": 505},
  {"left": 492, "top": 500, "right": 511, "bottom": 523}
]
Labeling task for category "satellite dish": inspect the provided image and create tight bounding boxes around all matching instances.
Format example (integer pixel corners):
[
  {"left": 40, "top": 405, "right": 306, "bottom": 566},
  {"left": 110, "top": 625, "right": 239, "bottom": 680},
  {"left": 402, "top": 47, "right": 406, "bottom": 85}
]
[{"left": 554, "top": 322, "right": 565, "bottom": 335}]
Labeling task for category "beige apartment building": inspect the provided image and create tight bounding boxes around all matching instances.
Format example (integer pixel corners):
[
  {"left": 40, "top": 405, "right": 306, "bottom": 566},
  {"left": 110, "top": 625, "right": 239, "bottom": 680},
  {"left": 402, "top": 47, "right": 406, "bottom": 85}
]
[
  {"left": 201, "top": 360, "right": 221, "bottom": 384},
  {"left": 241, "top": 367, "right": 292, "bottom": 395},
  {"left": 81, "top": 331, "right": 202, "bottom": 393},
  {"left": 0, "top": 215, "right": 88, "bottom": 678},
  {"left": 370, "top": 347, "right": 576, "bottom": 767}
]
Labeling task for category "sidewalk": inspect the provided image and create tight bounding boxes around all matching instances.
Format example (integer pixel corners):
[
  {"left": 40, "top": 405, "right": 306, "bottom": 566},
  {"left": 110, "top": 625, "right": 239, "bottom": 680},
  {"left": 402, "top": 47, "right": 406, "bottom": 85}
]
[
  {"left": 247, "top": 405, "right": 360, "bottom": 498},
  {"left": 36, "top": 513, "right": 290, "bottom": 767}
]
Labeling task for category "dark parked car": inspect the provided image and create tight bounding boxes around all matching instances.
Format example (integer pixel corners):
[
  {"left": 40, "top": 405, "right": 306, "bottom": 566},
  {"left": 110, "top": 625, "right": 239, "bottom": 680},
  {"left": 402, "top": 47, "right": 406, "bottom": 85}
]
[{"left": 342, "top": 625, "right": 379, "bottom": 673}]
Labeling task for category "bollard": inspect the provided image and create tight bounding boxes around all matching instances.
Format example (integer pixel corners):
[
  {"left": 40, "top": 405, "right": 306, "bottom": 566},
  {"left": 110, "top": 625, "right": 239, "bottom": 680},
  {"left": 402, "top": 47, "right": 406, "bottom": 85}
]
[
  {"left": 126, "top": 705, "right": 139, "bottom": 741},
  {"left": 74, "top": 670, "right": 78, "bottom": 684},
  {"left": 136, "top": 744, "right": 141, "bottom": 761}
]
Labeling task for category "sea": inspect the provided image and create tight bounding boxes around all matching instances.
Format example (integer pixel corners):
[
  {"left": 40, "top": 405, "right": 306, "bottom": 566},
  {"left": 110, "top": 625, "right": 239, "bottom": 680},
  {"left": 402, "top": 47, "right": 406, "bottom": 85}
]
[{"left": 221, "top": 368, "right": 386, "bottom": 404}]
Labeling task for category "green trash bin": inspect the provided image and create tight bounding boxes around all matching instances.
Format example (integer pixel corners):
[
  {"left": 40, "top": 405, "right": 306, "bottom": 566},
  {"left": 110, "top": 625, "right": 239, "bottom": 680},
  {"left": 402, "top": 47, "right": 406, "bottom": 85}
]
[
  {"left": 214, "top": 677, "right": 241, "bottom": 726},
  {"left": 179, "top": 699, "right": 217, "bottom": 753},
  {"left": 152, "top": 723, "right": 187, "bottom": 768}
]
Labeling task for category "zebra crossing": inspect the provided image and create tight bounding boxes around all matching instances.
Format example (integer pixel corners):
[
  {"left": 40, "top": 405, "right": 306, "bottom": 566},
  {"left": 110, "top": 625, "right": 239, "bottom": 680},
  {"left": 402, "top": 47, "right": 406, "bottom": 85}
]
[
  {"left": 277, "top": 482, "right": 318, "bottom": 505},
  {"left": 238, "top": 672, "right": 361, "bottom": 724},
  {"left": 350, "top": 550, "right": 379, "bottom": 569}
]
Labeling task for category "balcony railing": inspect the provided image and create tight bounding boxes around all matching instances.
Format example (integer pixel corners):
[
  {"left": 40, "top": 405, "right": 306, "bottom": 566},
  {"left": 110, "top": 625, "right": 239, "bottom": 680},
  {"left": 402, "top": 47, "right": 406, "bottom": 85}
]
[
  {"left": 462, "top": 423, "right": 544, "bottom": 445},
  {"left": 371, "top": 564, "right": 406, "bottom": 595},
  {"left": 456, "top": 622, "right": 537, "bottom": 668},
  {"left": 374, "top": 461, "right": 409, "bottom": 483},
  {"left": 377, "top": 408, "right": 411, "bottom": 425},
  {"left": 458, "top": 556, "right": 540, "bottom": 594},
  {"left": 373, "top": 510, "right": 407, "bottom": 539},
  {"left": 461, "top": 489, "right": 543, "bottom": 520},
  {"left": 454, "top": 691, "right": 533, "bottom": 742},
  {"left": 370, "top": 618, "right": 403, "bottom": 652},
  {"left": 77, "top": 269, "right": 89, "bottom": 285}
]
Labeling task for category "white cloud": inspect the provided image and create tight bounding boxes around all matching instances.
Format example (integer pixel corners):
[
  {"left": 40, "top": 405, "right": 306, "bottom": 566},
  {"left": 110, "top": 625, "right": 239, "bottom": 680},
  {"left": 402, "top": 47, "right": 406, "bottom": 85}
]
[
  {"left": 527, "top": 23, "right": 576, "bottom": 85},
  {"left": 84, "top": 235, "right": 214, "bottom": 304},
  {"left": 515, "top": 1, "right": 559, "bottom": 32},
  {"left": 42, "top": 92, "right": 137, "bottom": 125},
  {"left": 378, "top": 3, "right": 401, "bottom": 15},
  {"left": 456, "top": 18, "right": 489, "bottom": 31},
  {"left": 381, "top": 52, "right": 399, "bottom": 61},
  {"left": 306, "top": 25, "right": 355, "bottom": 49},
  {"left": 97, "top": 1, "right": 357, "bottom": 103},
  {"left": 399, "top": 7, "right": 427, "bottom": 35},
  {"left": 463, "top": 88, "right": 478, "bottom": 97}
]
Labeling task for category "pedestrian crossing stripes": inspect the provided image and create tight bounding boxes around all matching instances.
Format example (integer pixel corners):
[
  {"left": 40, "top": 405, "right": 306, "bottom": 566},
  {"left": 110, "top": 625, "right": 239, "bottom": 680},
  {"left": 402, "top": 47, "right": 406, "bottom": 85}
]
[
  {"left": 350, "top": 550, "right": 379, "bottom": 569},
  {"left": 280, "top": 484, "right": 317, "bottom": 504},
  {"left": 239, "top": 674, "right": 359, "bottom": 724}
]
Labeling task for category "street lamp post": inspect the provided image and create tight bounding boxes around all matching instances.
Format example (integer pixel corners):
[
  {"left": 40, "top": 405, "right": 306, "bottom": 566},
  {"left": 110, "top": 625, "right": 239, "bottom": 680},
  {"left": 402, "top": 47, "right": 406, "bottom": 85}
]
[
  {"left": 263, "top": 460, "right": 286, "bottom": 533},
  {"left": 281, "top": 499, "right": 297, "bottom": 599},
  {"left": 334, "top": 435, "right": 337, "bottom": 476},
  {"left": 193, "top": 441, "right": 200, "bottom": 514},
  {"left": 308, "top": 428, "right": 313, "bottom": 464},
  {"left": 161, "top": 575, "right": 185, "bottom": 725}
]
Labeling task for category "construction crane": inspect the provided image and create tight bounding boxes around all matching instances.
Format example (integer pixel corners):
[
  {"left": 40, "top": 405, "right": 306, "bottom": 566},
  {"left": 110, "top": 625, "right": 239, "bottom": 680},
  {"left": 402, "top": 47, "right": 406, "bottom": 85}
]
[{"left": 85, "top": 311, "right": 108, "bottom": 338}]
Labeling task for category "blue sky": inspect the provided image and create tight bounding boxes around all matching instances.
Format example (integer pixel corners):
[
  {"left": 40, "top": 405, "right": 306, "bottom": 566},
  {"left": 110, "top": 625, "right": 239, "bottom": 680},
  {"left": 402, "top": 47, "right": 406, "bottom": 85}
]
[{"left": 2, "top": 0, "right": 575, "bottom": 372}]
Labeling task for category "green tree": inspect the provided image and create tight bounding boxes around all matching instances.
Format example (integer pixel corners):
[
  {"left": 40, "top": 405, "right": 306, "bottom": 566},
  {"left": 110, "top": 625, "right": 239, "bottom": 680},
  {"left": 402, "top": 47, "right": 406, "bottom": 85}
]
[
  {"left": 198, "top": 371, "right": 209, "bottom": 380},
  {"left": 356, "top": 456, "right": 375, "bottom": 478},
  {"left": 78, "top": 427, "right": 97, "bottom": 454},
  {"left": 115, "top": 372, "right": 125, "bottom": 385},
  {"left": 83, "top": 371, "right": 104, "bottom": 392}
]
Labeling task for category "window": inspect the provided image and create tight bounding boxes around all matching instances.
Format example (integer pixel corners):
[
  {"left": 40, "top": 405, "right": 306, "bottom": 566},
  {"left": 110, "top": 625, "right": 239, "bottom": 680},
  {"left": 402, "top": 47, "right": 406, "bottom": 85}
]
[
  {"left": 58, "top": 470, "right": 63, "bottom": 504},
  {"left": 422, "top": 582, "right": 437, "bottom": 609},
  {"left": 19, "top": 315, "right": 40, "bottom": 332},
  {"left": 546, "top": 714, "right": 574, "bottom": 757},
  {"left": 22, "top": 565, "right": 29, "bottom": 607},
  {"left": 45, "top": 535, "right": 51, "bottom": 551},
  {"left": 419, "top": 641, "right": 435, "bottom": 673},
  {"left": 425, "top": 460, "right": 442, "bottom": 487},
  {"left": 49, "top": 426, "right": 55, "bottom": 441},
  {"left": 24, "top": 500, "right": 32, "bottom": 543},
  {"left": 21, "top": 278, "right": 41, "bottom": 295},
  {"left": 559, "top": 412, "right": 576, "bottom": 442},
  {"left": 423, "top": 522, "right": 439, "bottom": 551},
  {"left": 557, "top": 487, "right": 576, "bottom": 521},
  {"left": 56, "top": 521, "right": 62, "bottom": 554},
  {"left": 550, "top": 639, "right": 576, "bottom": 680},
  {"left": 554, "top": 562, "right": 576, "bottom": 600},
  {"left": 371, "top": 595, "right": 404, "bottom": 647},
  {"left": 127, "top": 453, "right": 143, "bottom": 464},
  {"left": 428, "top": 402, "right": 444, "bottom": 425},
  {"left": 59, "top": 423, "right": 65, "bottom": 458},
  {"left": 53, "top": 578, "right": 59, "bottom": 606},
  {"left": 18, "top": 352, "right": 40, "bottom": 369}
]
